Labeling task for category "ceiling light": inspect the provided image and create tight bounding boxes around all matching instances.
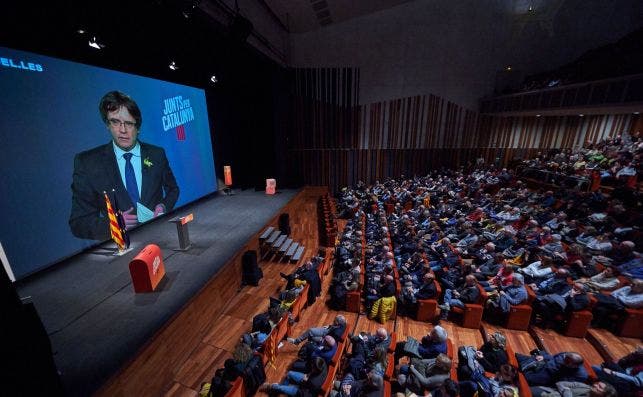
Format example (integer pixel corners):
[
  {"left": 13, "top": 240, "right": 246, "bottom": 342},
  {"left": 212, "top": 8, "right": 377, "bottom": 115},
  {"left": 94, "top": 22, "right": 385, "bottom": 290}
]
[
  {"left": 209, "top": 75, "right": 218, "bottom": 84},
  {"left": 88, "top": 36, "right": 104, "bottom": 49},
  {"left": 506, "top": 66, "right": 512, "bottom": 71},
  {"left": 579, "top": 114, "right": 584, "bottom": 117},
  {"left": 536, "top": 114, "right": 541, "bottom": 117},
  {"left": 169, "top": 61, "right": 179, "bottom": 71},
  {"left": 77, "top": 28, "right": 86, "bottom": 34},
  {"left": 634, "top": 112, "right": 640, "bottom": 115}
]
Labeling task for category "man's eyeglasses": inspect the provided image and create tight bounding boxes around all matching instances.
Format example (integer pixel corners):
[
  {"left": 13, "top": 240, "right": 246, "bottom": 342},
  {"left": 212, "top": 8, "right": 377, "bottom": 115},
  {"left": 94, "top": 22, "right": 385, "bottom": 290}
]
[{"left": 108, "top": 118, "right": 137, "bottom": 129}]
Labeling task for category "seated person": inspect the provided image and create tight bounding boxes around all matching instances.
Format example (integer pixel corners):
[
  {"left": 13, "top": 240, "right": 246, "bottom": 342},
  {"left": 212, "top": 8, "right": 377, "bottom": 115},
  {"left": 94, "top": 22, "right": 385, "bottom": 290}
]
[
  {"left": 330, "top": 368, "right": 384, "bottom": 397},
  {"left": 532, "top": 282, "right": 590, "bottom": 328},
  {"left": 291, "top": 335, "right": 338, "bottom": 372},
  {"left": 532, "top": 381, "right": 617, "bottom": 397},
  {"left": 365, "top": 274, "right": 396, "bottom": 312},
  {"left": 476, "top": 332, "right": 509, "bottom": 373},
  {"left": 399, "top": 272, "right": 437, "bottom": 316},
  {"left": 485, "top": 273, "right": 528, "bottom": 321},
  {"left": 519, "top": 256, "right": 555, "bottom": 282},
  {"left": 458, "top": 363, "right": 519, "bottom": 397},
  {"left": 438, "top": 275, "right": 480, "bottom": 319},
  {"left": 516, "top": 350, "right": 588, "bottom": 389},
  {"left": 350, "top": 327, "right": 391, "bottom": 361},
  {"left": 394, "top": 325, "right": 448, "bottom": 362},
  {"left": 575, "top": 266, "right": 620, "bottom": 292},
  {"left": 592, "top": 348, "right": 643, "bottom": 396},
  {"left": 397, "top": 353, "right": 452, "bottom": 395},
  {"left": 592, "top": 279, "right": 643, "bottom": 329},
  {"left": 261, "top": 356, "right": 328, "bottom": 396},
  {"left": 287, "top": 314, "right": 347, "bottom": 345},
  {"left": 528, "top": 268, "right": 571, "bottom": 296}
]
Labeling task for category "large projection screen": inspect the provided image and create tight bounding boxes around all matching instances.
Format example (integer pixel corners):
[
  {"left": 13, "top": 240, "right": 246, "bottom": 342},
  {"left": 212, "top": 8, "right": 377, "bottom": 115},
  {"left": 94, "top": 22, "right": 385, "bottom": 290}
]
[{"left": 0, "top": 46, "right": 217, "bottom": 279}]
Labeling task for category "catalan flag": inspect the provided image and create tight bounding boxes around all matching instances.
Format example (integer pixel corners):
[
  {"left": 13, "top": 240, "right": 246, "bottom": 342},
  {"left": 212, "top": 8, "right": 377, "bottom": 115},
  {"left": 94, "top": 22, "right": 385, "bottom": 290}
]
[
  {"left": 112, "top": 192, "right": 130, "bottom": 249},
  {"left": 104, "top": 192, "right": 126, "bottom": 250}
]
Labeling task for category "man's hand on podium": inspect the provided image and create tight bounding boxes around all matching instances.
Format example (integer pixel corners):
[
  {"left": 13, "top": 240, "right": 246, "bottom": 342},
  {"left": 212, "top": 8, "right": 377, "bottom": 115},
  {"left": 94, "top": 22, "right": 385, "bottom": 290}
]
[
  {"left": 122, "top": 207, "right": 139, "bottom": 229},
  {"left": 153, "top": 204, "right": 165, "bottom": 217}
]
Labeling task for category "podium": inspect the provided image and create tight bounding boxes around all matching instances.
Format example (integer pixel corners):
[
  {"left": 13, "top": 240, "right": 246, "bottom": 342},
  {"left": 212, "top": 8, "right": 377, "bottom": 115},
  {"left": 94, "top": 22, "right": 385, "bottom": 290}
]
[
  {"left": 170, "top": 214, "right": 193, "bottom": 251},
  {"left": 129, "top": 244, "right": 165, "bottom": 293}
]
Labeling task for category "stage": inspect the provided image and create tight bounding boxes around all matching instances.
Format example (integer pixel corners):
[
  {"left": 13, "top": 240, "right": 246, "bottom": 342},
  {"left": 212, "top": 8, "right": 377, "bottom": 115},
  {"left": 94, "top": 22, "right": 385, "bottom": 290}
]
[{"left": 15, "top": 188, "right": 299, "bottom": 396}]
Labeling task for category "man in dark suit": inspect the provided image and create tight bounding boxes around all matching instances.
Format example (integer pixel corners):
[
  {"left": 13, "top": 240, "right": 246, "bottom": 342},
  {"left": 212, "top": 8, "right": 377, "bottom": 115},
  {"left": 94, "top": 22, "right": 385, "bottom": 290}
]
[{"left": 69, "top": 91, "right": 179, "bottom": 240}]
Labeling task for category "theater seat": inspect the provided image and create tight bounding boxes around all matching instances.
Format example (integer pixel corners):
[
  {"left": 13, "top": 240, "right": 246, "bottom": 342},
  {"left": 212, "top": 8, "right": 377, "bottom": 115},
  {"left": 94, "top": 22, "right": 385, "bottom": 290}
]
[
  {"left": 618, "top": 307, "right": 643, "bottom": 338},
  {"left": 416, "top": 280, "right": 442, "bottom": 322},
  {"left": 451, "top": 284, "right": 488, "bottom": 329},
  {"left": 505, "top": 285, "right": 536, "bottom": 330}
]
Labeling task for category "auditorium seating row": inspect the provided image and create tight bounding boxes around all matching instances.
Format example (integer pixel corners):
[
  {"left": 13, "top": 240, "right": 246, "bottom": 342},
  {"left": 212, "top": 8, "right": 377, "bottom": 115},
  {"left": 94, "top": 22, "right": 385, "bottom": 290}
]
[{"left": 318, "top": 195, "right": 338, "bottom": 247}]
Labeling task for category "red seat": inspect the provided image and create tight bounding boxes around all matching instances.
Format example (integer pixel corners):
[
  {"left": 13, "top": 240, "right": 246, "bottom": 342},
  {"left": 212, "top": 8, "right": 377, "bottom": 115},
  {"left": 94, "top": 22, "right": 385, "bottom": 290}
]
[
  {"left": 416, "top": 280, "right": 442, "bottom": 322},
  {"left": 505, "top": 285, "right": 536, "bottom": 330},
  {"left": 451, "top": 283, "right": 488, "bottom": 329}
]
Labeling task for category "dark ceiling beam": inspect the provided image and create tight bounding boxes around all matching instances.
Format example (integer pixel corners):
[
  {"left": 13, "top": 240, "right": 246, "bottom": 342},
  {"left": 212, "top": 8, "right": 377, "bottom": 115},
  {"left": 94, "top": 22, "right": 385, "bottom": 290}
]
[{"left": 255, "top": 0, "right": 290, "bottom": 33}]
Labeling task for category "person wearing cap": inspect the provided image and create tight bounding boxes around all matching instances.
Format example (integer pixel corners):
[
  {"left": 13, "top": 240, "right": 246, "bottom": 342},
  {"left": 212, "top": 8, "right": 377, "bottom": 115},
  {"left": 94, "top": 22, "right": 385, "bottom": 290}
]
[{"left": 476, "top": 332, "right": 509, "bottom": 373}]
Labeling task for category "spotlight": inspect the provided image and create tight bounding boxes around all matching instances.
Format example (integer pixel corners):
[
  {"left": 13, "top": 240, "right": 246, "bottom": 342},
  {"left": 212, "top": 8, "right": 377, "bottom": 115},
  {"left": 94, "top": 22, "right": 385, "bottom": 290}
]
[
  {"left": 579, "top": 114, "right": 584, "bottom": 117},
  {"left": 209, "top": 75, "right": 218, "bottom": 84},
  {"left": 536, "top": 114, "right": 541, "bottom": 117},
  {"left": 506, "top": 66, "right": 512, "bottom": 71},
  {"left": 182, "top": 1, "right": 200, "bottom": 19},
  {"left": 169, "top": 61, "right": 179, "bottom": 71},
  {"left": 88, "top": 36, "right": 104, "bottom": 49},
  {"left": 528, "top": 5, "right": 534, "bottom": 12},
  {"left": 77, "top": 28, "right": 86, "bottom": 34}
]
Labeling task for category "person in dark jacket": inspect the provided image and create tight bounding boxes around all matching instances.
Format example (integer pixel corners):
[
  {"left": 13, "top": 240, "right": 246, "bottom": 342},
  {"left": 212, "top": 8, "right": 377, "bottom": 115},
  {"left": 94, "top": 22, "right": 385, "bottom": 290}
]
[
  {"left": 263, "top": 356, "right": 328, "bottom": 396},
  {"left": 517, "top": 350, "right": 588, "bottom": 388},
  {"left": 438, "top": 275, "right": 480, "bottom": 319},
  {"left": 476, "top": 332, "right": 509, "bottom": 373},
  {"left": 532, "top": 282, "right": 590, "bottom": 327},
  {"left": 288, "top": 315, "right": 347, "bottom": 346}
]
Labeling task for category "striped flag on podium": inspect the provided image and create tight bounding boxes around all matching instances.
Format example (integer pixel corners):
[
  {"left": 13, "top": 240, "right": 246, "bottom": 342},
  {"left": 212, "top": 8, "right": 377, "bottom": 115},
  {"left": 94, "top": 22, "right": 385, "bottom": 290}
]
[{"left": 103, "top": 192, "right": 127, "bottom": 250}]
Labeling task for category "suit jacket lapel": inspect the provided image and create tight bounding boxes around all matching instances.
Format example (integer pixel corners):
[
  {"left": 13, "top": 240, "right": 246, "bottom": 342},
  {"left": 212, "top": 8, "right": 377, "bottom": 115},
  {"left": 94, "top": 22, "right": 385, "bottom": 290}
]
[
  {"left": 140, "top": 142, "right": 151, "bottom": 206},
  {"left": 103, "top": 143, "right": 132, "bottom": 210}
]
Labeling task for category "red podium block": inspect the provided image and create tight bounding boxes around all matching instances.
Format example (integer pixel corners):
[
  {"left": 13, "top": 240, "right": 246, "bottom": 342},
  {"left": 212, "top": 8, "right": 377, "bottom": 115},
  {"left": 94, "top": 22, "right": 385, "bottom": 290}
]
[
  {"left": 129, "top": 244, "right": 165, "bottom": 293},
  {"left": 266, "top": 178, "right": 276, "bottom": 195}
]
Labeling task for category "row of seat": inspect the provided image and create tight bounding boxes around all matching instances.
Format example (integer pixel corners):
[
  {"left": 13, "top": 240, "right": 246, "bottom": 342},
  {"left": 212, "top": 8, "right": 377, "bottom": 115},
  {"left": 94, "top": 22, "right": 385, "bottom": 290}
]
[
  {"left": 222, "top": 250, "right": 335, "bottom": 397},
  {"left": 318, "top": 195, "right": 338, "bottom": 247},
  {"left": 259, "top": 226, "right": 306, "bottom": 263}
]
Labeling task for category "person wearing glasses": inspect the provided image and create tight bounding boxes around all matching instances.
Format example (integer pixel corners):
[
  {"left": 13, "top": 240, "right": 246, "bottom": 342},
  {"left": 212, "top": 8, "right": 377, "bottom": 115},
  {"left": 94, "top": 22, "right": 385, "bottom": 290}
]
[{"left": 69, "top": 91, "right": 179, "bottom": 240}]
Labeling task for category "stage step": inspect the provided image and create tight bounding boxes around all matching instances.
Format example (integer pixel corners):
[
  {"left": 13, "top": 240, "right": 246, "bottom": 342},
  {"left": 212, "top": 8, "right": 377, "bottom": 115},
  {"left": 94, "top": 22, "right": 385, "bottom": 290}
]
[
  {"left": 272, "top": 235, "right": 287, "bottom": 251},
  {"left": 279, "top": 238, "right": 293, "bottom": 255},
  {"left": 265, "top": 230, "right": 281, "bottom": 245},
  {"left": 285, "top": 242, "right": 299, "bottom": 259},
  {"left": 259, "top": 226, "right": 275, "bottom": 242},
  {"left": 291, "top": 246, "right": 305, "bottom": 263}
]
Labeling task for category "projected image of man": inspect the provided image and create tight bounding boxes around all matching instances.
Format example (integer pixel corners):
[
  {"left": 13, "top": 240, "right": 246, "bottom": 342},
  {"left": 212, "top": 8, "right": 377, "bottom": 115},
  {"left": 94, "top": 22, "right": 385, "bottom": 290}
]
[{"left": 69, "top": 91, "right": 179, "bottom": 240}]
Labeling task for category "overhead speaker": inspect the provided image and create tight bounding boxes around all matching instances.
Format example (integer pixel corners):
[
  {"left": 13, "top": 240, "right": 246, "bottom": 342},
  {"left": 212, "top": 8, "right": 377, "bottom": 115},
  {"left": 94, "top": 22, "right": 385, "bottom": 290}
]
[{"left": 229, "top": 14, "right": 253, "bottom": 42}]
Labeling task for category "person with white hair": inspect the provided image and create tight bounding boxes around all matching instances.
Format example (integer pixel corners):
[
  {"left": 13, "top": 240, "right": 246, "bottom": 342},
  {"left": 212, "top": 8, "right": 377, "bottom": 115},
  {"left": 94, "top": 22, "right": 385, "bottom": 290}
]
[{"left": 287, "top": 314, "right": 347, "bottom": 346}]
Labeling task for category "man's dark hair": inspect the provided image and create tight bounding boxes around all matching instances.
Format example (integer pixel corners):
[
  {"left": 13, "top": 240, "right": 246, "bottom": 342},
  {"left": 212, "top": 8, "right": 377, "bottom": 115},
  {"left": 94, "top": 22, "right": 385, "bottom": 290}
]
[{"left": 99, "top": 91, "right": 142, "bottom": 129}]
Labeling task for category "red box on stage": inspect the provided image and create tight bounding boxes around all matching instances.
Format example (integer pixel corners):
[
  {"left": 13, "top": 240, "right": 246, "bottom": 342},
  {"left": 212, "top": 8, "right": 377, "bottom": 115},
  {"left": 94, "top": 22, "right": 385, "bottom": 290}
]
[
  {"left": 129, "top": 244, "right": 165, "bottom": 293},
  {"left": 266, "top": 178, "right": 276, "bottom": 195}
]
